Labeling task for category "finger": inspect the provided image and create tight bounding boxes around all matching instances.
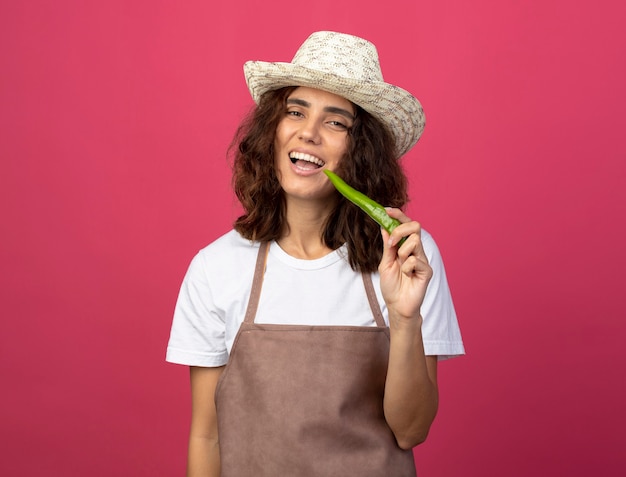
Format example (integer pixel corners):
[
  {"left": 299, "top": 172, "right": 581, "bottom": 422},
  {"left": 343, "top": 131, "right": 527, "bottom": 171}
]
[
  {"left": 385, "top": 207, "right": 410, "bottom": 224},
  {"left": 396, "top": 227, "right": 426, "bottom": 264},
  {"left": 401, "top": 255, "right": 433, "bottom": 280},
  {"left": 384, "top": 209, "right": 423, "bottom": 248},
  {"left": 396, "top": 232, "right": 420, "bottom": 261},
  {"left": 385, "top": 208, "right": 415, "bottom": 246},
  {"left": 400, "top": 234, "right": 429, "bottom": 264},
  {"left": 401, "top": 257, "right": 419, "bottom": 276},
  {"left": 379, "top": 227, "right": 398, "bottom": 272}
]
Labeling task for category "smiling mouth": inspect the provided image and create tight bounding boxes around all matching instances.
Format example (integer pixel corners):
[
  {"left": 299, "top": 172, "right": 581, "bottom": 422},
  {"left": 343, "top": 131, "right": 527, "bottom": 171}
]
[{"left": 289, "top": 152, "right": 325, "bottom": 169}]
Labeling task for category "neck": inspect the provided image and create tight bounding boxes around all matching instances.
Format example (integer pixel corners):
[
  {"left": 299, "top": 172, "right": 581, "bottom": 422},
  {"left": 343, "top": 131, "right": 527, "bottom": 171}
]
[{"left": 277, "top": 197, "right": 335, "bottom": 259}]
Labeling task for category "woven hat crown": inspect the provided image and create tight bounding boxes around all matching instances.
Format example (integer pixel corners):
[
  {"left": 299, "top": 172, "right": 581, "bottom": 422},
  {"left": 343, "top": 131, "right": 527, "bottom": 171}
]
[
  {"left": 290, "top": 31, "right": 384, "bottom": 82},
  {"left": 244, "top": 31, "right": 425, "bottom": 157}
]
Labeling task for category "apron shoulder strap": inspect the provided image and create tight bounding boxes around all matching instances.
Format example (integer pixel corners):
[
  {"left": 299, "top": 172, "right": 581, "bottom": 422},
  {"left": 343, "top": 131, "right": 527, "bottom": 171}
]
[
  {"left": 243, "top": 241, "right": 270, "bottom": 324},
  {"left": 361, "top": 273, "right": 387, "bottom": 328}
]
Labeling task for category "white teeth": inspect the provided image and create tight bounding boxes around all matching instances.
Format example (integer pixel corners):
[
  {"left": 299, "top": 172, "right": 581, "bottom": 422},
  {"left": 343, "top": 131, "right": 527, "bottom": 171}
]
[{"left": 289, "top": 152, "right": 325, "bottom": 167}]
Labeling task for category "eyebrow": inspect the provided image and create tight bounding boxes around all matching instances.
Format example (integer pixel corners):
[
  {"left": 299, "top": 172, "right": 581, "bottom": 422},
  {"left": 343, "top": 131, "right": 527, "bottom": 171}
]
[{"left": 286, "top": 98, "right": 356, "bottom": 121}]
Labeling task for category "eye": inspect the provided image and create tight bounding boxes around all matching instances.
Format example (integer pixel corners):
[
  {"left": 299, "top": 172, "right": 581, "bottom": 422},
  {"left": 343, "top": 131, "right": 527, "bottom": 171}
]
[
  {"left": 286, "top": 109, "right": 304, "bottom": 118},
  {"left": 327, "top": 120, "right": 349, "bottom": 130}
]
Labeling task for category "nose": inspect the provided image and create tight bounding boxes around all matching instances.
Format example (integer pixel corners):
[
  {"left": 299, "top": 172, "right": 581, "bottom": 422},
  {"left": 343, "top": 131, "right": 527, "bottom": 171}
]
[{"left": 298, "top": 118, "right": 321, "bottom": 144}]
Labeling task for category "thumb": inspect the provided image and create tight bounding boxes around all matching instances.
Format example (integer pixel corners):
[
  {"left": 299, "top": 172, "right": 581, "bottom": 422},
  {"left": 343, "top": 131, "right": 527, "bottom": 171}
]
[{"left": 378, "top": 227, "right": 397, "bottom": 273}]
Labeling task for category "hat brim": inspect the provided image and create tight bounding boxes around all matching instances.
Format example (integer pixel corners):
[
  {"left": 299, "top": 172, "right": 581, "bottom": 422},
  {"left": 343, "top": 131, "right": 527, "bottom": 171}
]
[{"left": 244, "top": 61, "right": 425, "bottom": 158}]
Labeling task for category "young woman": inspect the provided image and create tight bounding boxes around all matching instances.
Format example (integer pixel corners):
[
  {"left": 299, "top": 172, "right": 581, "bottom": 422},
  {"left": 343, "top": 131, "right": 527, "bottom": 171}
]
[{"left": 167, "top": 31, "right": 464, "bottom": 477}]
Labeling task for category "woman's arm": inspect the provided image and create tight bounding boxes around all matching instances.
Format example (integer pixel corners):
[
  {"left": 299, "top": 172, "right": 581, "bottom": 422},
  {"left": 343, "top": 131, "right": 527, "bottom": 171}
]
[
  {"left": 378, "top": 208, "right": 439, "bottom": 449},
  {"left": 187, "top": 366, "right": 225, "bottom": 477},
  {"left": 384, "top": 317, "right": 439, "bottom": 449}
]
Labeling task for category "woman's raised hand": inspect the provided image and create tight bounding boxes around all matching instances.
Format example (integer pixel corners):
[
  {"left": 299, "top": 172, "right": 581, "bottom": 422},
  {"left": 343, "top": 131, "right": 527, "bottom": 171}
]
[{"left": 378, "top": 208, "right": 433, "bottom": 323}]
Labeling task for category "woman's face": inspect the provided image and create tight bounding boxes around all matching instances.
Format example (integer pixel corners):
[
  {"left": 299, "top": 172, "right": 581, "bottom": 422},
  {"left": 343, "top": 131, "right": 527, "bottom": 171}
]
[{"left": 274, "top": 86, "right": 355, "bottom": 204}]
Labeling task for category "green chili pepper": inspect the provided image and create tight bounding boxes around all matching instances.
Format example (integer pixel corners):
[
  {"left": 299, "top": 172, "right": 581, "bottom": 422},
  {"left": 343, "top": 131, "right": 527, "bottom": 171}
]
[{"left": 323, "top": 169, "right": 406, "bottom": 245}]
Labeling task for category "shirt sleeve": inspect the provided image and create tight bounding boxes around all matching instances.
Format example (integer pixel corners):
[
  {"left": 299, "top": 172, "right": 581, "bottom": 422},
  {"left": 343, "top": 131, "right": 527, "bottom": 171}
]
[
  {"left": 420, "top": 231, "right": 465, "bottom": 360},
  {"left": 166, "top": 251, "right": 229, "bottom": 367}
]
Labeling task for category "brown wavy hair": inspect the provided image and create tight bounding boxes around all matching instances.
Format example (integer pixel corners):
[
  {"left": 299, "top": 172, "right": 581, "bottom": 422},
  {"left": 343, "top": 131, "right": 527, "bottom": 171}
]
[{"left": 230, "top": 87, "right": 409, "bottom": 272}]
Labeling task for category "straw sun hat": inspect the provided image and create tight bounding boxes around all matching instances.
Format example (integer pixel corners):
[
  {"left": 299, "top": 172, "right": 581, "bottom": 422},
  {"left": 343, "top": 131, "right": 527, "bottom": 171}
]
[{"left": 243, "top": 31, "right": 425, "bottom": 158}]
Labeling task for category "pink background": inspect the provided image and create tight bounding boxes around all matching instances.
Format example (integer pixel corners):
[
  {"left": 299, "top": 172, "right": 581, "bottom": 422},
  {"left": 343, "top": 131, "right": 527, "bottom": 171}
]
[{"left": 2, "top": 1, "right": 625, "bottom": 475}]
